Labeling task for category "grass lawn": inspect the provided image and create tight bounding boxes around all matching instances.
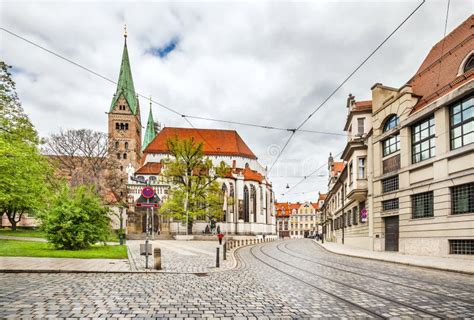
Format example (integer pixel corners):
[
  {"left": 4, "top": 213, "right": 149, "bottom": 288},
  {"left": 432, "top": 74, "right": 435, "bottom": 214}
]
[
  {"left": 0, "top": 228, "right": 119, "bottom": 242},
  {"left": 0, "top": 240, "right": 128, "bottom": 259},
  {"left": 0, "top": 228, "right": 46, "bottom": 238}
]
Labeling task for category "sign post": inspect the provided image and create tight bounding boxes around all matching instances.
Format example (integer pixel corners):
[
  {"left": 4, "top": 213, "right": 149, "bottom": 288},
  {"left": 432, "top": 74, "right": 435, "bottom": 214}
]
[{"left": 141, "top": 186, "right": 156, "bottom": 269}]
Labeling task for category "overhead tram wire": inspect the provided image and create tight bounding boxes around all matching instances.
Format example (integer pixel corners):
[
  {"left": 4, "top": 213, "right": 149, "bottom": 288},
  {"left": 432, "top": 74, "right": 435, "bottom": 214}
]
[
  {"left": 266, "top": 0, "right": 426, "bottom": 174},
  {"left": 0, "top": 26, "right": 345, "bottom": 138},
  {"left": 281, "top": 150, "right": 344, "bottom": 197}
]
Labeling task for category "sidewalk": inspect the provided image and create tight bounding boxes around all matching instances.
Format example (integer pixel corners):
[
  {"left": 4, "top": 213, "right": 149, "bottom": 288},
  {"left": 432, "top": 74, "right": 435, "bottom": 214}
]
[
  {"left": 0, "top": 256, "right": 131, "bottom": 272},
  {"left": 127, "top": 240, "right": 235, "bottom": 273},
  {"left": 314, "top": 240, "right": 474, "bottom": 274}
]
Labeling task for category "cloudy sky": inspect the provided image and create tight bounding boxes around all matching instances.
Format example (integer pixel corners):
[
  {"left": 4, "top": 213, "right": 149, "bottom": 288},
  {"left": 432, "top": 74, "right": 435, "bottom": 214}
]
[{"left": 1, "top": 0, "right": 472, "bottom": 202}]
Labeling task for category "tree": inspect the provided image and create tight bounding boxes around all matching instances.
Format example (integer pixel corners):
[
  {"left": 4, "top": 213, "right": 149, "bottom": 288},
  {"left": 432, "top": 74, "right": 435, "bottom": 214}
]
[
  {"left": 160, "top": 136, "right": 230, "bottom": 233},
  {"left": 0, "top": 61, "right": 51, "bottom": 230},
  {"left": 43, "top": 129, "right": 127, "bottom": 206},
  {"left": 39, "top": 184, "right": 111, "bottom": 250}
]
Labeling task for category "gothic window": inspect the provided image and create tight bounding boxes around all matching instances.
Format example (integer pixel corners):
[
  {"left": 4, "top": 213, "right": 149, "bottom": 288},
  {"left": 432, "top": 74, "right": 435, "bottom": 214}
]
[
  {"left": 123, "top": 153, "right": 127, "bottom": 159},
  {"left": 116, "top": 123, "right": 119, "bottom": 130},
  {"left": 120, "top": 123, "right": 125, "bottom": 130},
  {"left": 115, "top": 141, "right": 119, "bottom": 149},
  {"left": 125, "top": 142, "right": 129, "bottom": 150},
  {"left": 250, "top": 185, "right": 257, "bottom": 223},
  {"left": 221, "top": 184, "right": 228, "bottom": 222},
  {"left": 228, "top": 183, "right": 234, "bottom": 214},
  {"left": 125, "top": 123, "right": 129, "bottom": 130},
  {"left": 243, "top": 185, "right": 250, "bottom": 222}
]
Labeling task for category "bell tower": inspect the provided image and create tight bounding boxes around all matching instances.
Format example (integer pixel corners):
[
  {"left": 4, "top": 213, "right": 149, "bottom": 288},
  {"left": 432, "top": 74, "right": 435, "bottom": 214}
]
[{"left": 108, "top": 25, "right": 142, "bottom": 172}]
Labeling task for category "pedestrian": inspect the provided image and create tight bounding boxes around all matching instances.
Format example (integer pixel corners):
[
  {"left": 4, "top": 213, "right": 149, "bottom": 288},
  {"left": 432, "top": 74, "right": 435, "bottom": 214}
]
[
  {"left": 217, "top": 233, "right": 224, "bottom": 245},
  {"left": 217, "top": 225, "right": 221, "bottom": 234}
]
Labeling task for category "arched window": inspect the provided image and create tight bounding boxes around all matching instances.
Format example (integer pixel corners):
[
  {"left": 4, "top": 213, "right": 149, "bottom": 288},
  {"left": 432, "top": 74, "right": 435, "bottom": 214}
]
[
  {"left": 117, "top": 153, "right": 121, "bottom": 159},
  {"left": 464, "top": 54, "right": 474, "bottom": 73},
  {"left": 243, "top": 185, "right": 249, "bottom": 222},
  {"left": 124, "top": 142, "right": 129, "bottom": 150},
  {"left": 228, "top": 183, "right": 234, "bottom": 214},
  {"left": 125, "top": 123, "right": 129, "bottom": 130},
  {"left": 115, "top": 123, "right": 119, "bottom": 130},
  {"left": 115, "top": 141, "right": 119, "bottom": 149},
  {"left": 123, "top": 153, "right": 127, "bottom": 159},
  {"left": 382, "top": 115, "right": 400, "bottom": 156},
  {"left": 120, "top": 123, "right": 125, "bottom": 130},
  {"left": 221, "top": 184, "right": 228, "bottom": 222},
  {"left": 383, "top": 115, "right": 399, "bottom": 132},
  {"left": 120, "top": 166, "right": 123, "bottom": 171},
  {"left": 250, "top": 185, "right": 257, "bottom": 222}
]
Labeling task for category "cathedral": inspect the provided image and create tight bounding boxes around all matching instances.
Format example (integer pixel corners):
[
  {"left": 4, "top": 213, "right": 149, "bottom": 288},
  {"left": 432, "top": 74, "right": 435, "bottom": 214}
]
[{"left": 108, "top": 31, "right": 276, "bottom": 236}]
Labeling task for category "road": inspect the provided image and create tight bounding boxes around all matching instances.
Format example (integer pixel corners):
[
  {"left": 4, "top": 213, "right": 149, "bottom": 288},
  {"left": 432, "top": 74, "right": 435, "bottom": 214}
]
[{"left": 1, "top": 239, "right": 473, "bottom": 319}]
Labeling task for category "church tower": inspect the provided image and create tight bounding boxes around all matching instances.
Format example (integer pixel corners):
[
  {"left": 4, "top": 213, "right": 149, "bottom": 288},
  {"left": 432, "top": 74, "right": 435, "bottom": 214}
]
[
  {"left": 108, "top": 26, "right": 142, "bottom": 172},
  {"left": 142, "top": 102, "right": 158, "bottom": 151}
]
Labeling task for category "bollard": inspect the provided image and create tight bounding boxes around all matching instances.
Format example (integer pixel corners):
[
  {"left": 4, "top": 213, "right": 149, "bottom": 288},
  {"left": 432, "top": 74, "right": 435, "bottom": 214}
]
[
  {"left": 154, "top": 248, "right": 162, "bottom": 270},
  {"left": 216, "top": 247, "right": 220, "bottom": 268},
  {"left": 223, "top": 242, "right": 227, "bottom": 260}
]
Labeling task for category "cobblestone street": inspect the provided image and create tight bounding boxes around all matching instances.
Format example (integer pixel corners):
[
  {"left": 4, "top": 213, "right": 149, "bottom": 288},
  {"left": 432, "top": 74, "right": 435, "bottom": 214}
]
[{"left": 1, "top": 239, "right": 473, "bottom": 319}]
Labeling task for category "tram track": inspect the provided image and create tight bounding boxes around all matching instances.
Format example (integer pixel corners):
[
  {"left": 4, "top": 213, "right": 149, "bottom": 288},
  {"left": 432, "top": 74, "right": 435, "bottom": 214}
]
[
  {"left": 248, "top": 244, "right": 385, "bottom": 319},
  {"left": 308, "top": 239, "right": 474, "bottom": 293},
  {"left": 251, "top": 242, "right": 453, "bottom": 319},
  {"left": 278, "top": 241, "right": 474, "bottom": 304}
]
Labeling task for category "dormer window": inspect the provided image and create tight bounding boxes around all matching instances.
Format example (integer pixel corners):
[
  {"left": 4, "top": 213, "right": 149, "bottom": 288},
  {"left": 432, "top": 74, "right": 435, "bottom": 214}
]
[{"left": 463, "top": 54, "right": 474, "bottom": 73}]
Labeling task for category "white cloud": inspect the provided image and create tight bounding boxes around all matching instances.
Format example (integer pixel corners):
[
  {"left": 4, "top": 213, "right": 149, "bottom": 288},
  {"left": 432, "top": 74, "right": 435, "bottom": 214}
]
[{"left": 1, "top": 0, "right": 472, "bottom": 202}]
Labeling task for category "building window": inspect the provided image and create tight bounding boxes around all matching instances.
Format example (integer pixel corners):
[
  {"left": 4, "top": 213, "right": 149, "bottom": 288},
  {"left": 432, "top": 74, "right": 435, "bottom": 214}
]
[
  {"left": 352, "top": 207, "right": 358, "bottom": 225},
  {"left": 382, "top": 175, "right": 399, "bottom": 193},
  {"left": 451, "top": 183, "right": 474, "bottom": 214},
  {"left": 412, "top": 192, "right": 434, "bottom": 219},
  {"left": 117, "top": 153, "right": 121, "bottom": 159},
  {"left": 123, "top": 153, "right": 127, "bottom": 159},
  {"left": 357, "top": 118, "right": 364, "bottom": 135},
  {"left": 384, "top": 115, "right": 399, "bottom": 132},
  {"left": 120, "top": 166, "right": 123, "bottom": 171},
  {"left": 125, "top": 123, "right": 129, "bottom": 130},
  {"left": 125, "top": 142, "right": 129, "bottom": 150},
  {"left": 449, "top": 240, "right": 474, "bottom": 255},
  {"left": 349, "top": 161, "right": 353, "bottom": 184},
  {"left": 358, "top": 158, "right": 365, "bottom": 179},
  {"left": 412, "top": 115, "right": 435, "bottom": 163},
  {"left": 382, "top": 198, "right": 399, "bottom": 211},
  {"left": 383, "top": 134, "right": 400, "bottom": 157},
  {"left": 450, "top": 96, "right": 473, "bottom": 150},
  {"left": 115, "top": 141, "right": 119, "bottom": 149},
  {"left": 347, "top": 211, "right": 352, "bottom": 226},
  {"left": 116, "top": 123, "right": 119, "bottom": 130},
  {"left": 464, "top": 54, "right": 474, "bottom": 73}
]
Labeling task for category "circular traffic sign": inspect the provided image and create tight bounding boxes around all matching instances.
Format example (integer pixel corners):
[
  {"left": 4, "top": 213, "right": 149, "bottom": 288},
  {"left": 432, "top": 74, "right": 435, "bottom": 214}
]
[{"left": 141, "top": 186, "right": 155, "bottom": 199}]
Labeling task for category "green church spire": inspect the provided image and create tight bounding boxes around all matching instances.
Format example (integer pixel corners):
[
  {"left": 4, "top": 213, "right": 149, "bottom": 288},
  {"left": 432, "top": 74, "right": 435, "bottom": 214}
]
[
  {"left": 142, "top": 101, "right": 157, "bottom": 151},
  {"left": 110, "top": 26, "right": 139, "bottom": 115}
]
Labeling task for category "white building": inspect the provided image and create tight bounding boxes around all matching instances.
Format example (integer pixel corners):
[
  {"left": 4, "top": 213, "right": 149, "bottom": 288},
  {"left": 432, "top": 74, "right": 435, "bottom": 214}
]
[{"left": 127, "top": 127, "right": 276, "bottom": 236}]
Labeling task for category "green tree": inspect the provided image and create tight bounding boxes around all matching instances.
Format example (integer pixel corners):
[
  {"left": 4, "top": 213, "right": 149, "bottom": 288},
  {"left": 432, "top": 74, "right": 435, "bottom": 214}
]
[
  {"left": 0, "top": 61, "right": 51, "bottom": 230},
  {"left": 160, "top": 137, "right": 229, "bottom": 233},
  {"left": 40, "top": 184, "right": 111, "bottom": 250}
]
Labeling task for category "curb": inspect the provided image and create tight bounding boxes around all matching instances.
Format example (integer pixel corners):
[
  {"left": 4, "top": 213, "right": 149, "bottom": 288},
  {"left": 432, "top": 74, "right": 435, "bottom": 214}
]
[{"left": 312, "top": 240, "right": 474, "bottom": 276}]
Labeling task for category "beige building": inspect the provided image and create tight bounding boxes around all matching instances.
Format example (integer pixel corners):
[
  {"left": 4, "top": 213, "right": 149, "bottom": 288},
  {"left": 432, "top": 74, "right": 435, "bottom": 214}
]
[
  {"left": 323, "top": 97, "right": 373, "bottom": 250},
  {"left": 322, "top": 15, "right": 474, "bottom": 258},
  {"left": 289, "top": 201, "right": 321, "bottom": 238}
]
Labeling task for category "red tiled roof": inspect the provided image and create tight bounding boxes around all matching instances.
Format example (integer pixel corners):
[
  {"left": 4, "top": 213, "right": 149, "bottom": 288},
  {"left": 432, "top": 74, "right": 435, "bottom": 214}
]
[
  {"left": 225, "top": 167, "right": 264, "bottom": 183},
  {"left": 408, "top": 15, "right": 474, "bottom": 113},
  {"left": 354, "top": 100, "right": 372, "bottom": 110},
  {"left": 311, "top": 202, "right": 319, "bottom": 210},
  {"left": 331, "top": 161, "right": 344, "bottom": 175},
  {"left": 318, "top": 193, "right": 327, "bottom": 201},
  {"left": 144, "top": 127, "right": 257, "bottom": 159},
  {"left": 136, "top": 162, "right": 162, "bottom": 174}
]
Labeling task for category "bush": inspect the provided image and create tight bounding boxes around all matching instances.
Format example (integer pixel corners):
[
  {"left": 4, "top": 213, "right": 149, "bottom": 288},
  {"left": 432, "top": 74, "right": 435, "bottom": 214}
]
[{"left": 40, "top": 185, "right": 111, "bottom": 250}]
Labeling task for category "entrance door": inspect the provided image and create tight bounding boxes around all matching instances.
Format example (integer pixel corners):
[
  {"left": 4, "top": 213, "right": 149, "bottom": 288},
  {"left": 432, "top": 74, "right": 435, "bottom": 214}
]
[{"left": 384, "top": 215, "right": 399, "bottom": 251}]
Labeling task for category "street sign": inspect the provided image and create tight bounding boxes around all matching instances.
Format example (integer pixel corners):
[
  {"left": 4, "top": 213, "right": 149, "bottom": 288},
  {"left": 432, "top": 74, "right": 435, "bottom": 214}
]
[{"left": 141, "top": 187, "right": 155, "bottom": 199}]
